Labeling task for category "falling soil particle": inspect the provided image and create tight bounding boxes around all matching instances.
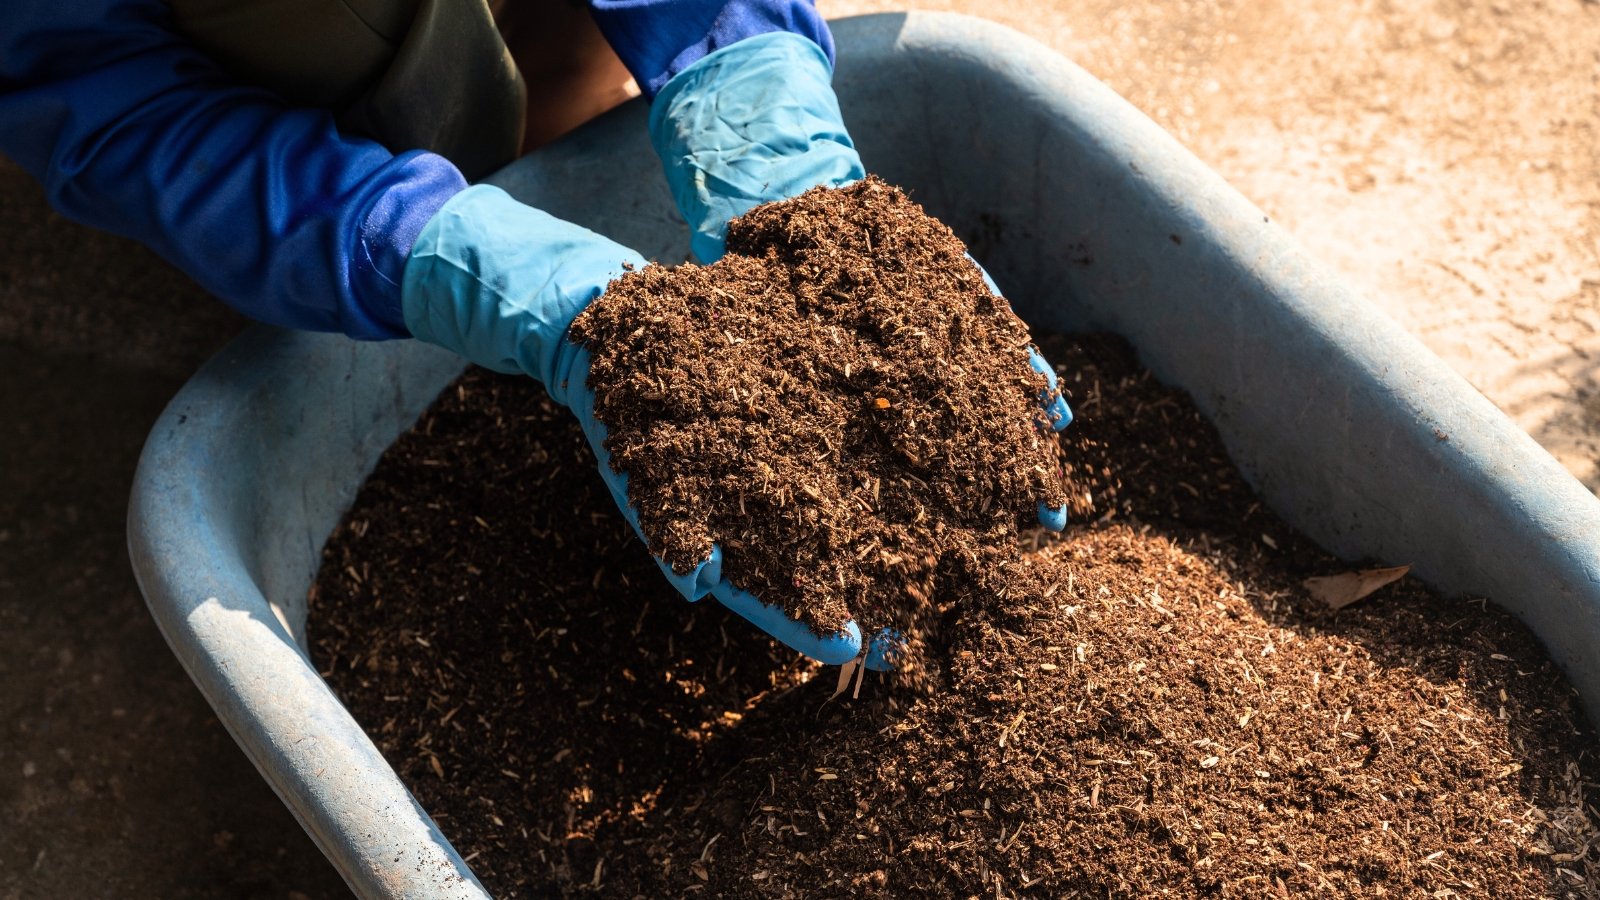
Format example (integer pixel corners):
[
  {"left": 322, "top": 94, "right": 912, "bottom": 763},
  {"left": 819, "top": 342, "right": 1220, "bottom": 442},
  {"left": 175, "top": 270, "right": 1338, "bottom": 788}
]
[{"left": 310, "top": 185, "right": 1600, "bottom": 898}]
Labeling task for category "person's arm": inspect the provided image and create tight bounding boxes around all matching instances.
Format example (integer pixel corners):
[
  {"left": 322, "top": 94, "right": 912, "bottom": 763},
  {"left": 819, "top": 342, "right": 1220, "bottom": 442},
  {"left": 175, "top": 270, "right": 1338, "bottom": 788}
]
[
  {"left": 0, "top": 0, "right": 466, "bottom": 339},
  {"left": 0, "top": 0, "right": 873, "bottom": 667}
]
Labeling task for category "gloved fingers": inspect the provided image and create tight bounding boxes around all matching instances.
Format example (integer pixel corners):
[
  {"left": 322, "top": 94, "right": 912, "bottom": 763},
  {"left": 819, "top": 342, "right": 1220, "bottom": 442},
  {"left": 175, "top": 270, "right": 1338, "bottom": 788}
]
[
  {"left": 645, "top": 542, "right": 725, "bottom": 603},
  {"left": 1037, "top": 500, "right": 1069, "bottom": 532},
  {"left": 565, "top": 353, "right": 647, "bottom": 546},
  {"left": 1027, "top": 346, "right": 1074, "bottom": 432},
  {"left": 1029, "top": 358, "right": 1071, "bottom": 533},
  {"left": 566, "top": 351, "right": 726, "bottom": 601},
  {"left": 584, "top": 399, "right": 863, "bottom": 652},
  {"left": 710, "top": 581, "right": 863, "bottom": 666},
  {"left": 969, "top": 257, "right": 1075, "bottom": 432},
  {"left": 971, "top": 260, "right": 1073, "bottom": 531},
  {"left": 590, "top": 437, "right": 725, "bottom": 601}
]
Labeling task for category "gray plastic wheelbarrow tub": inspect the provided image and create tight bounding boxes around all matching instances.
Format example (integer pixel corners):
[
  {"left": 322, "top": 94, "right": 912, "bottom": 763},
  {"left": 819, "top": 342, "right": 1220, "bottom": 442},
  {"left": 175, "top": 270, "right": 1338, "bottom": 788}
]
[{"left": 127, "top": 12, "right": 1600, "bottom": 899}]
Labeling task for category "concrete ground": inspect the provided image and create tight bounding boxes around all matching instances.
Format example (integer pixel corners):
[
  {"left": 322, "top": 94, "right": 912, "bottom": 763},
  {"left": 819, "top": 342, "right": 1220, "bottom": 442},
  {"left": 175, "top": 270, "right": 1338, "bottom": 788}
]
[{"left": 2, "top": 1, "right": 1596, "bottom": 897}]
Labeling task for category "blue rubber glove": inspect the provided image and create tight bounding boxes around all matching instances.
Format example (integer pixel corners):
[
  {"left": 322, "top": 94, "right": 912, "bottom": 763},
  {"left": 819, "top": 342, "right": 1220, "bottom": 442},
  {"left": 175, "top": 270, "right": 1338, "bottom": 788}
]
[
  {"left": 649, "top": 31, "right": 863, "bottom": 264},
  {"left": 650, "top": 33, "right": 1075, "bottom": 670},
  {"left": 402, "top": 184, "right": 862, "bottom": 665}
]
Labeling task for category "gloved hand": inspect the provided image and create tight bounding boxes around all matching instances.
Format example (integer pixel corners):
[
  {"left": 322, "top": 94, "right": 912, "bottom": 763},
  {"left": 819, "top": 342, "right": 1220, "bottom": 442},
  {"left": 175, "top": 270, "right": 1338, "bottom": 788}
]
[
  {"left": 402, "top": 183, "right": 863, "bottom": 665},
  {"left": 651, "top": 33, "right": 1074, "bottom": 671},
  {"left": 648, "top": 31, "right": 1071, "bottom": 450}
]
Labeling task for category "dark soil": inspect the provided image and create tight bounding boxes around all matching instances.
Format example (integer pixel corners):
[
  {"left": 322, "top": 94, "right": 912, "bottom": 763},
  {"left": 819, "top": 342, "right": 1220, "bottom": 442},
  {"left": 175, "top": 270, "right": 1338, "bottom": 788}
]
[
  {"left": 311, "top": 331, "right": 1599, "bottom": 897},
  {"left": 569, "top": 177, "right": 1071, "bottom": 650}
]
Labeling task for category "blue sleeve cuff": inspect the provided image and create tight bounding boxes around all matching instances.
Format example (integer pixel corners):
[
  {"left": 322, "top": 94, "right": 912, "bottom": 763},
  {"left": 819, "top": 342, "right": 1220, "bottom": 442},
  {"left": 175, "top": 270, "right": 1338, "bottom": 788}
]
[
  {"left": 588, "top": 0, "right": 833, "bottom": 99},
  {"left": 351, "top": 153, "right": 466, "bottom": 339}
]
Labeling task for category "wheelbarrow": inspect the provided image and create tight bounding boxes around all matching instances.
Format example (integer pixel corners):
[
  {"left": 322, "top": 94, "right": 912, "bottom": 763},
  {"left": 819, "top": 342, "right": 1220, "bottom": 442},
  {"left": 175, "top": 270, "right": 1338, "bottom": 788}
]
[{"left": 127, "top": 12, "right": 1600, "bottom": 898}]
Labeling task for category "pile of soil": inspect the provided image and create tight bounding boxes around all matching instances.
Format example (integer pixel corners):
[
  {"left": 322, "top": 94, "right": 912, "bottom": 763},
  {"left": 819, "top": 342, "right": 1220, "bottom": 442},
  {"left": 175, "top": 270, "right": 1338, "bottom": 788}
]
[
  {"left": 569, "top": 177, "right": 1072, "bottom": 652},
  {"left": 311, "top": 337, "right": 1598, "bottom": 897},
  {"left": 309, "top": 185, "right": 1599, "bottom": 897}
]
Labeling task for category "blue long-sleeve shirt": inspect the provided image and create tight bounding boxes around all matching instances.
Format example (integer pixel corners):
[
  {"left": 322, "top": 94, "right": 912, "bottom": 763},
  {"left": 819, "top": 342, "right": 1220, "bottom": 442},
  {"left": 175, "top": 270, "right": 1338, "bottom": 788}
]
[{"left": 0, "top": 0, "right": 831, "bottom": 340}]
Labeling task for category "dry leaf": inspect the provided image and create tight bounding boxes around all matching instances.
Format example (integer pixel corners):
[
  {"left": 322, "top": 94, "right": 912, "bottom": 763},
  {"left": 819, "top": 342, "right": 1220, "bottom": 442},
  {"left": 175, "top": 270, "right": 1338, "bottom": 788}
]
[{"left": 1304, "top": 565, "right": 1411, "bottom": 610}]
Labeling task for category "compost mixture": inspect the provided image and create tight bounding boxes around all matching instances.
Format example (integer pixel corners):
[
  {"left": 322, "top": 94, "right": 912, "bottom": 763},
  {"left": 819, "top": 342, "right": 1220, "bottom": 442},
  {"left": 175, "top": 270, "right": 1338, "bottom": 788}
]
[
  {"left": 310, "top": 183, "right": 1599, "bottom": 898},
  {"left": 569, "top": 177, "right": 1073, "bottom": 661}
]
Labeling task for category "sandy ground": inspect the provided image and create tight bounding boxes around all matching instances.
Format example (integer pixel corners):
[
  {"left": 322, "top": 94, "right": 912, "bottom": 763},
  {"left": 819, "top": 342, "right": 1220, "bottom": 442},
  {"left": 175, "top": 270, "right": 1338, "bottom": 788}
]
[{"left": 1, "top": 1, "right": 1596, "bottom": 897}]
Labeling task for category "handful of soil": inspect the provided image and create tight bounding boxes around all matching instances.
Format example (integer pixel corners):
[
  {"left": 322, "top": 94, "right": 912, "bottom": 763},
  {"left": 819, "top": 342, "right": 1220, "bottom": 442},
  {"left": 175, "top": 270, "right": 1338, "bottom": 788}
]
[{"left": 569, "top": 177, "right": 1074, "bottom": 658}]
